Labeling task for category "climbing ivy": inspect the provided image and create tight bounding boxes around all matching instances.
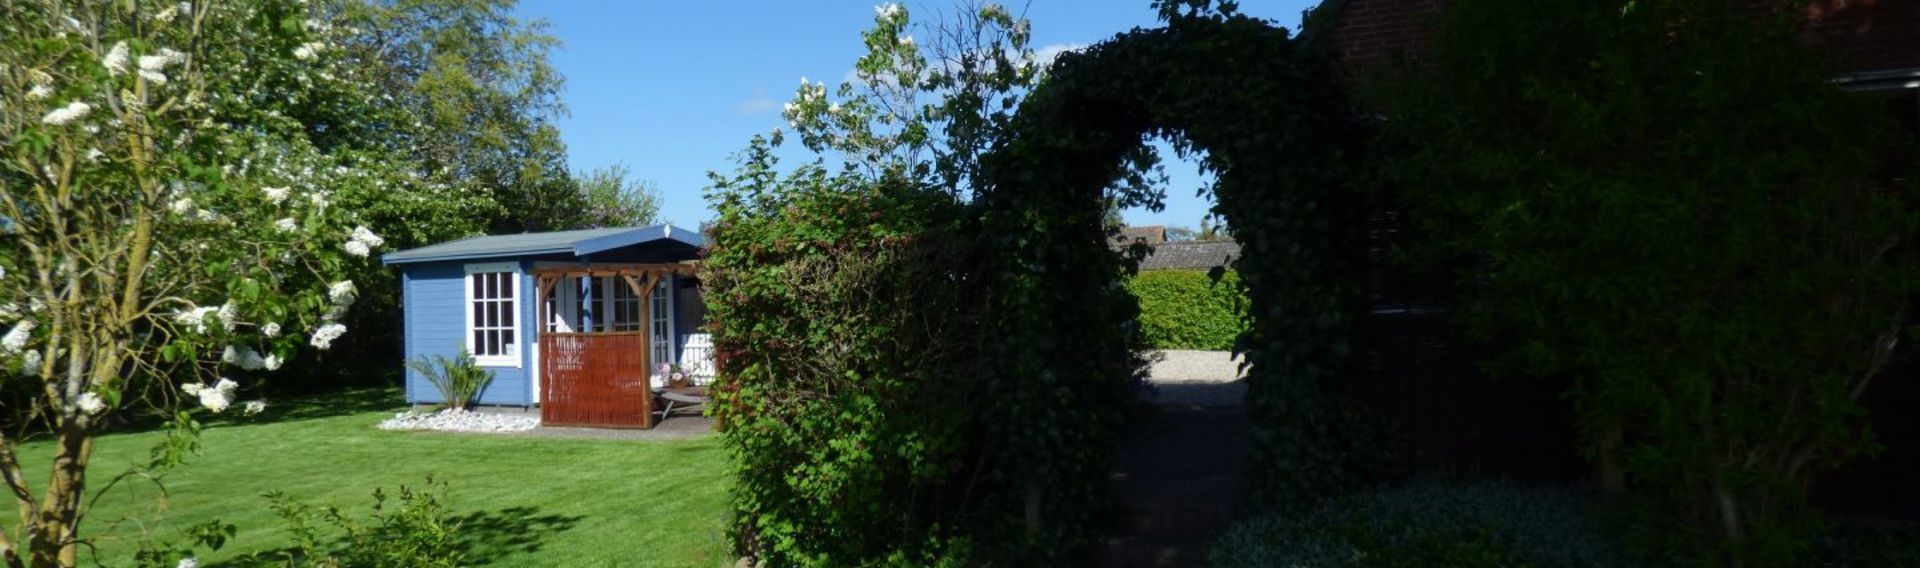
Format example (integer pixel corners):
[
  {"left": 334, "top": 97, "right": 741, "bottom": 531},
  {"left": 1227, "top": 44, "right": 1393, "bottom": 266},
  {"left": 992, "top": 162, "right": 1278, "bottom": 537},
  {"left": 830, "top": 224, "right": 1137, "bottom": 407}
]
[
  {"left": 1383, "top": 0, "right": 1919, "bottom": 564},
  {"left": 973, "top": 3, "right": 1372, "bottom": 516},
  {"left": 706, "top": 2, "right": 1375, "bottom": 563}
]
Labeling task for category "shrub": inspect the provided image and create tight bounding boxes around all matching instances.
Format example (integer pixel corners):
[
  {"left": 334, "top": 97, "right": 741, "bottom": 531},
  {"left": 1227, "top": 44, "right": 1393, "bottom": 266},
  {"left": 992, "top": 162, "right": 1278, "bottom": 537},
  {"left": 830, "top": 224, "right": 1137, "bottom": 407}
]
[
  {"left": 1126, "top": 270, "right": 1248, "bottom": 350},
  {"left": 405, "top": 351, "right": 494, "bottom": 411},
  {"left": 253, "top": 478, "right": 464, "bottom": 568},
  {"left": 1386, "top": 0, "right": 1919, "bottom": 563},
  {"left": 1210, "top": 480, "right": 1626, "bottom": 568}
]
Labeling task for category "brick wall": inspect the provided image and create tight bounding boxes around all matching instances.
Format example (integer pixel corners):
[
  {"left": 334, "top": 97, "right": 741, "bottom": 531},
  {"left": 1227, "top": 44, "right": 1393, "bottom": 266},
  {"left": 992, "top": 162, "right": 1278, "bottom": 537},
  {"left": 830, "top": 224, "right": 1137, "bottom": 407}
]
[
  {"left": 1800, "top": 0, "right": 1920, "bottom": 74},
  {"left": 1325, "top": 0, "right": 1920, "bottom": 74},
  {"left": 1324, "top": 0, "right": 1443, "bottom": 70}
]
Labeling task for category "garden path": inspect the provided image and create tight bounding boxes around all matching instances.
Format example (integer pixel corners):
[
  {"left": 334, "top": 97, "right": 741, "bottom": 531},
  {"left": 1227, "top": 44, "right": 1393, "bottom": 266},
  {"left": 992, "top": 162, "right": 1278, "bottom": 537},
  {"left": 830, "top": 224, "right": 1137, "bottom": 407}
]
[{"left": 1099, "top": 351, "right": 1250, "bottom": 566}]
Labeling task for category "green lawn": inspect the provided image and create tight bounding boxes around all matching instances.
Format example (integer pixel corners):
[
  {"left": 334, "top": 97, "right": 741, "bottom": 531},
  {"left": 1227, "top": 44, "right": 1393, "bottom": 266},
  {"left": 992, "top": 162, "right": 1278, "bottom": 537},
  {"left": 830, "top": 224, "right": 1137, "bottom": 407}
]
[{"left": 11, "top": 389, "right": 732, "bottom": 567}]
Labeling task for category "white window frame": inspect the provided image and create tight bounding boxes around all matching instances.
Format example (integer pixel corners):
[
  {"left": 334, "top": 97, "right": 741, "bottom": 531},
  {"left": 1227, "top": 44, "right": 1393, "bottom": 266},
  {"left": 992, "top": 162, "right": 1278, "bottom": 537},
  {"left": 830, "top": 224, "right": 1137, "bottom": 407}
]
[{"left": 463, "top": 262, "right": 522, "bottom": 368}]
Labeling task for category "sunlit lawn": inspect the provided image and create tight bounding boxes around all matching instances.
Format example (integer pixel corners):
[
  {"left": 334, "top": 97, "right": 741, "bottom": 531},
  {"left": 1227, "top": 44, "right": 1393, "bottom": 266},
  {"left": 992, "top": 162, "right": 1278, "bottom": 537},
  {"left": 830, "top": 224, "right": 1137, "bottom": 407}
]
[{"left": 11, "top": 388, "right": 732, "bottom": 567}]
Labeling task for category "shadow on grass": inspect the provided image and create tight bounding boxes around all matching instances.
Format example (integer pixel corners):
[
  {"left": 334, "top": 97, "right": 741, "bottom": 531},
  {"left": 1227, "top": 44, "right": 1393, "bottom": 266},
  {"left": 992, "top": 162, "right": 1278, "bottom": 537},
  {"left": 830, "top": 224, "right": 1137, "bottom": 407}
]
[
  {"left": 451, "top": 506, "right": 585, "bottom": 561},
  {"left": 210, "top": 505, "right": 583, "bottom": 567},
  {"left": 102, "top": 387, "right": 405, "bottom": 436}
]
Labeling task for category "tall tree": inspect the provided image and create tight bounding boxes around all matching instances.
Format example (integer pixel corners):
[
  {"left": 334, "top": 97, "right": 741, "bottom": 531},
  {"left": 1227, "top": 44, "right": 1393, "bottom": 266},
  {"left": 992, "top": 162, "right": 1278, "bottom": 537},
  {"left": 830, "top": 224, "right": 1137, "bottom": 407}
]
[
  {"left": 574, "top": 163, "right": 662, "bottom": 228},
  {"left": 334, "top": 0, "right": 583, "bottom": 232}
]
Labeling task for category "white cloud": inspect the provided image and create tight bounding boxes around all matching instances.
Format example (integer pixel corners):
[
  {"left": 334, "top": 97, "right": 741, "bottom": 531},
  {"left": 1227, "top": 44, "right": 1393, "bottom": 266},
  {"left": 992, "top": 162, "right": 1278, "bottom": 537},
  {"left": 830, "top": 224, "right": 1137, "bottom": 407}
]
[
  {"left": 1034, "top": 43, "right": 1087, "bottom": 68},
  {"left": 734, "top": 88, "right": 780, "bottom": 115}
]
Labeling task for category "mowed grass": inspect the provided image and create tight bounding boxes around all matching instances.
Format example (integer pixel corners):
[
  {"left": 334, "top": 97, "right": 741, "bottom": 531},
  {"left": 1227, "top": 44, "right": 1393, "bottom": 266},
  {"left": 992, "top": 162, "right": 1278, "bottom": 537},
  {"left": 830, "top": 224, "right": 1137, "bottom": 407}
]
[{"left": 10, "top": 389, "right": 732, "bottom": 567}]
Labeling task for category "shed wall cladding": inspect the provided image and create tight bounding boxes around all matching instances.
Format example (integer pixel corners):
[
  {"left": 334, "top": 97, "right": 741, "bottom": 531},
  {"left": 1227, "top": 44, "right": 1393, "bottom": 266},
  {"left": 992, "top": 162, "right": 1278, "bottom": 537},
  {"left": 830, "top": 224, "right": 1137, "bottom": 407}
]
[{"left": 402, "top": 260, "right": 535, "bottom": 406}]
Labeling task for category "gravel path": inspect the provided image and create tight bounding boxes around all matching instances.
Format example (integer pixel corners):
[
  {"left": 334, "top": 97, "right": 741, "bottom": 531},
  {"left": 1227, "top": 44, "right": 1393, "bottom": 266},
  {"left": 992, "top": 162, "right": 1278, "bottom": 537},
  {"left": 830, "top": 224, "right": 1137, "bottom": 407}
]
[
  {"left": 1147, "top": 350, "right": 1244, "bottom": 382},
  {"left": 1146, "top": 350, "right": 1246, "bottom": 408}
]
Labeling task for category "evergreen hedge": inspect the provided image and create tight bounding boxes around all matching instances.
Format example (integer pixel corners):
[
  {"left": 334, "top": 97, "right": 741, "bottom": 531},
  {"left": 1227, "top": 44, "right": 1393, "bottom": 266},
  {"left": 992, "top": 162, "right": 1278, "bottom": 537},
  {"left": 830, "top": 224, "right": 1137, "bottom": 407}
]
[{"left": 1126, "top": 269, "right": 1247, "bottom": 351}]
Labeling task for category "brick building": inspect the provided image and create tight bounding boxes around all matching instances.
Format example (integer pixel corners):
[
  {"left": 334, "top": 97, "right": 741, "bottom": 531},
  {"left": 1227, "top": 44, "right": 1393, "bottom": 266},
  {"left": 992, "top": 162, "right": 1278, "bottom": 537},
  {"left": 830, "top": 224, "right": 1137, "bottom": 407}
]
[{"left": 1318, "top": 0, "right": 1920, "bottom": 518}]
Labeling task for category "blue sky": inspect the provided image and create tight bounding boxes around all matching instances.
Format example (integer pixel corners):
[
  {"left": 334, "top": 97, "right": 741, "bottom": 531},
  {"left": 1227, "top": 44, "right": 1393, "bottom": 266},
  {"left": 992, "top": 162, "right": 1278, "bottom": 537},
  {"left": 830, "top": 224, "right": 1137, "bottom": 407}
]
[{"left": 514, "top": 1, "right": 1319, "bottom": 229}]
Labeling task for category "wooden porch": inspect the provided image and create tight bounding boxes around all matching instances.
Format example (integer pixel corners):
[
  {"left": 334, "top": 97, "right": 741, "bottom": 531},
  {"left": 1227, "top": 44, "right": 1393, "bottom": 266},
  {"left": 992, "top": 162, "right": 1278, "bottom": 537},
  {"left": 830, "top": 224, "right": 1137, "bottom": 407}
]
[{"left": 534, "top": 263, "right": 697, "bottom": 429}]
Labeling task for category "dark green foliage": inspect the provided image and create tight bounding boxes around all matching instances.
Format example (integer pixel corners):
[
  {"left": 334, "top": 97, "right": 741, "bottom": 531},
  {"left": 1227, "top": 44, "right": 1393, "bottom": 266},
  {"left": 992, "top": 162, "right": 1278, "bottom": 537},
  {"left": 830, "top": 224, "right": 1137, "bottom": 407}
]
[
  {"left": 404, "top": 351, "right": 495, "bottom": 411},
  {"left": 1386, "top": 0, "right": 1919, "bottom": 564},
  {"left": 704, "top": 138, "right": 986, "bottom": 566},
  {"left": 977, "top": 5, "right": 1370, "bottom": 513},
  {"left": 1209, "top": 480, "right": 1626, "bottom": 568},
  {"left": 1127, "top": 270, "right": 1247, "bottom": 350},
  {"left": 709, "top": 3, "right": 1375, "bottom": 563},
  {"left": 254, "top": 478, "right": 464, "bottom": 568}
]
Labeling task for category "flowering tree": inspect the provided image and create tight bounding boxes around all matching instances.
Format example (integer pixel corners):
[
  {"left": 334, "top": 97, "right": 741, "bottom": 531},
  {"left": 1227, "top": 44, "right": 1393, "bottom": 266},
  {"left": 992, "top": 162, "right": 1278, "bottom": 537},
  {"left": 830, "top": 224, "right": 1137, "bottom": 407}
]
[
  {"left": 0, "top": 2, "right": 410, "bottom": 566},
  {"left": 779, "top": 1, "right": 1041, "bottom": 193}
]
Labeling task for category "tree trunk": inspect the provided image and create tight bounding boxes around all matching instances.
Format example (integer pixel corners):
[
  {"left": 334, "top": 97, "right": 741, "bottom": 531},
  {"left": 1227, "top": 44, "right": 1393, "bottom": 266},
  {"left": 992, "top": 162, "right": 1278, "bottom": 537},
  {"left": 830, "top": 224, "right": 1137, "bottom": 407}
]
[
  {"left": 27, "top": 425, "right": 92, "bottom": 568},
  {"left": 1597, "top": 420, "right": 1625, "bottom": 494}
]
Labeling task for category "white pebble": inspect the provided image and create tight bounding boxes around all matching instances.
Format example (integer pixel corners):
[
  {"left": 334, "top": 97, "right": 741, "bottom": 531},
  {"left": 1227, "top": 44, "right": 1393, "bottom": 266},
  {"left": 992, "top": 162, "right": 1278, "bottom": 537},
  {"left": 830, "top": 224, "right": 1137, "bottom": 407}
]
[{"left": 377, "top": 408, "right": 537, "bottom": 433}]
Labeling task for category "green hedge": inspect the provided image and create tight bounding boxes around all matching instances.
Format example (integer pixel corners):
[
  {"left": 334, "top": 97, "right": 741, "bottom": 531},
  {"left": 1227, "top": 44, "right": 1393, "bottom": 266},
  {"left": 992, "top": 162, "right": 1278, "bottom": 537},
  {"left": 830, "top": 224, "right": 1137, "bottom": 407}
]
[{"left": 1126, "top": 269, "right": 1248, "bottom": 351}]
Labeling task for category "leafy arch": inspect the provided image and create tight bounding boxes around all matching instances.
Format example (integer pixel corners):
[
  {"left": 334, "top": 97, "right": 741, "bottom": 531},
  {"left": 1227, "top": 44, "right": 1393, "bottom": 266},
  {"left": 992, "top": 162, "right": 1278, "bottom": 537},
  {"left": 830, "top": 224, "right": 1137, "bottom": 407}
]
[{"left": 975, "top": 10, "right": 1370, "bottom": 513}]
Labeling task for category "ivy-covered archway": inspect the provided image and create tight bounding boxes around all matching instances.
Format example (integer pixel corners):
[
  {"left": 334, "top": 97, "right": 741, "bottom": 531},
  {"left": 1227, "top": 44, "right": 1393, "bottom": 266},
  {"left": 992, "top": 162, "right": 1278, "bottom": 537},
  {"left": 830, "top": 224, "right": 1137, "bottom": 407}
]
[
  {"left": 974, "top": 9, "right": 1371, "bottom": 520},
  {"left": 703, "top": 8, "right": 1378, "bottom": 565}
]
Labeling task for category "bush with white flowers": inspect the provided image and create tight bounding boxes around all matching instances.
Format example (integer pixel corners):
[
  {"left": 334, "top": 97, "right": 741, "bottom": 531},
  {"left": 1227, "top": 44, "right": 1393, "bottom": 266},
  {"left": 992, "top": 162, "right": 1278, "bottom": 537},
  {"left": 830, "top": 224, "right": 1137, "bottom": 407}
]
[{"left": 0, "top": 2, "right": 419, "bottom": 566}]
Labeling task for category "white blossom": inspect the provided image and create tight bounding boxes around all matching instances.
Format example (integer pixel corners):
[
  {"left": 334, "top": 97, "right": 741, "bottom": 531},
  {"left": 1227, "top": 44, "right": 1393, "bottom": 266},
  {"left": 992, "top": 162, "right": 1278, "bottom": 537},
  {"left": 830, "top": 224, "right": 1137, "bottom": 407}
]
[
  {"left": 216, "top": 301, "right": 238, "bottom": 331},
  {"left": 20, "top": 350, "right": 42, "bottom": 376},
  {"left": 309, "top": 323, "right": 347, "bottom": 350},
  {"left": 1, "top": 319, "right": 34, "bottom": 353},
  {"left": 103, "top": 41, "right": 130, "bottom": 76},
  {"left": 75, "top": 392, "right": 105, "bottom": 414},
  {"left": 875, "top": 3, "right": 903, "bottom": 20},
  {"left": 342, "top": 240, "right": 371, "bottom": 257},
  {"left": 263, "top": 322, "right": 282, "bottom": 337},
  {"left": 223, "top": 345, "right": 267, "bottom": 370},
  {"left": 139, "top": 48, "right": 186, "bottom": 72},
  {"left": 41, "top": 101, "right": 91, "bottom": 126},
  {"left": 274, "top": 218, "right": 298, "bottom": 232},
  {"left": 154, "top": 4, "right": 179, "bottom": 23},
  {"left": 243, "top": 400, "right": 267, "bottom": 415},
  {"left": 898, "top": 35, "right": 915, "bottom": 47},
  {"left": 174, "top": 306, "right": 218, "bottom": 333},
  {"left": 263, "top": 186, "right": 290, "bottom": 204},
  {"left": 262, "top": 354, "right": 283, "bottom": 371},
  {"left": 177, "top": 557, "right": 199, "bottom": 568},
  {"left": 138, "top": 69, "right": 168, "bottom": 85},
  {"left": 309, "top": 192, "right": 329, "bottom": 208},
  {"left": 349, "top": 226, "right": 384, "bottom": 248},
  {"left": 328, "top": 280, "right": 358, "bottom": 305},
  {"left": 26, "top": 84, "right": 51, "bottom": 100},
  {"left": 292, "top": 42, "right": 325, "bottom": 60},
  {"left": 85, "top": 148, "right": 104, "bottom": 161},
  {"left": 195, "top": 379, "right": 235, "bottom": 413},
  {"left": 169, "top": 197, "right": 196, "bottom": 215}
]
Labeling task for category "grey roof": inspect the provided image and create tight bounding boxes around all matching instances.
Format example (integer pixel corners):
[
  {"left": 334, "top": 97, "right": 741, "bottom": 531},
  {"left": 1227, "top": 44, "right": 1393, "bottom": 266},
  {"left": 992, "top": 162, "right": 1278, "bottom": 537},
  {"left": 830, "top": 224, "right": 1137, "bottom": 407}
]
[
  {"left": 382, "top": 224, "right": 703, "bottom": 265},
  {"left": 1114, "top": 225, "right": 1167, "bottom": 245},
  {"left": 1136, "top": 240, "right": 1241, "bottom": 271}
]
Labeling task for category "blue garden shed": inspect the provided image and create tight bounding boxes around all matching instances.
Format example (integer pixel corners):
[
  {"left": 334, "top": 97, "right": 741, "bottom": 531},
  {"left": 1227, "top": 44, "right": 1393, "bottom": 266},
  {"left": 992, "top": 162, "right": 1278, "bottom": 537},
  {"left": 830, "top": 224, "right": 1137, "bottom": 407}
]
[{"left": 383, "top": 224, "right": 713, "bottom": 428}]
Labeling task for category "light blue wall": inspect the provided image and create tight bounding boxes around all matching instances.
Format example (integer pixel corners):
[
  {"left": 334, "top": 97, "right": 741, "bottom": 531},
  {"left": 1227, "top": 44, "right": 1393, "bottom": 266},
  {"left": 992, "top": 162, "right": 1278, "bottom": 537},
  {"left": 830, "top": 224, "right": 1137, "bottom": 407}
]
[{"left": 401, "top": 260, "right": 535, "bottom": 406}]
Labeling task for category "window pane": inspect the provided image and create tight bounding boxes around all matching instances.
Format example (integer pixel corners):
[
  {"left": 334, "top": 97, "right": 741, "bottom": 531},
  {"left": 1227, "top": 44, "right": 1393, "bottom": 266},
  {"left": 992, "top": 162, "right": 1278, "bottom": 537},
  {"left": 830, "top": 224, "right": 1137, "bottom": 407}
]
[
  {"left": 502, "top": 329, "right": 514, "bottom": 346},
  {"left": 502, "top": 298, "right": 514, "bottom": 327},
  {"left": 472, "top": 274, "right": 482, "bottom": 297},
  {"left": 473, "top": 330, "right": 486, "bottom": 354},
  {"left": 488, "top": 330, "right": 501, "bottom": 355},
  {"left": 473, "top": 301, "right": 483, "bottom": 325}
]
